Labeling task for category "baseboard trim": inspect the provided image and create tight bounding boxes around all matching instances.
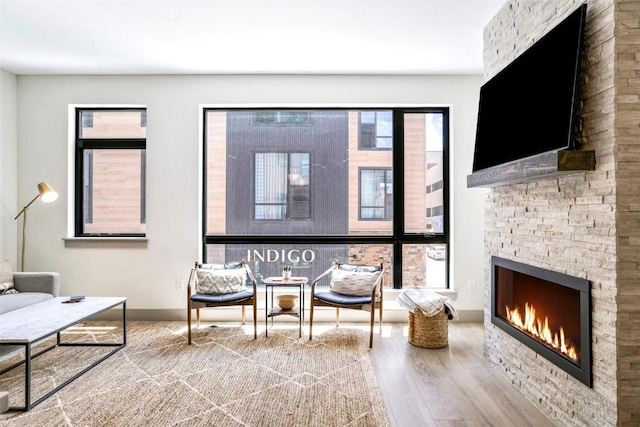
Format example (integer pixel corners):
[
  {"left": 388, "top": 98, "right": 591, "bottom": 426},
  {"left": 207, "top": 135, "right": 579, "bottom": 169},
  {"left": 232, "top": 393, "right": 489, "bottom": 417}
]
[{"left": 93, "top": 307, "right": 484, "bottom": 323}]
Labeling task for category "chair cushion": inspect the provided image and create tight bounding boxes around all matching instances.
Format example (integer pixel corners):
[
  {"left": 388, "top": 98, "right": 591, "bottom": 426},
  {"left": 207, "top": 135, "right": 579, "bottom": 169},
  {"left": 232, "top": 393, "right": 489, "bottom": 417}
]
[
  {"left": 314, "top": 291, "right": 373, "bottom": 306},
  {"left": 329, "top": 268, "right": 380, "bottom": 297},
  {"left": 196, "top": 268, "right": 247, "bottom": 295},
  {"left": 191, "top": 290, "right": 254, "bottom": 304}
]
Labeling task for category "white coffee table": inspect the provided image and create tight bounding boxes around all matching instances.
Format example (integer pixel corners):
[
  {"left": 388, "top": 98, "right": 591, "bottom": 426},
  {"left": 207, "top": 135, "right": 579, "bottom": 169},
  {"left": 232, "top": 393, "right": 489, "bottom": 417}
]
[{"left": 0, "top": 296, "right": 126, "bottom": 411}]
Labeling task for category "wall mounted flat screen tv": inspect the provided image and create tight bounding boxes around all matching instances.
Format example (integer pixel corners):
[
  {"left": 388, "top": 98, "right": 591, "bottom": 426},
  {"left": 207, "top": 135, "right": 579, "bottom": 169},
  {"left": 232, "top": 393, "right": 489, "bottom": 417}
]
[{"left": 472, "top": 4, "right": 587, "bottom": 172}]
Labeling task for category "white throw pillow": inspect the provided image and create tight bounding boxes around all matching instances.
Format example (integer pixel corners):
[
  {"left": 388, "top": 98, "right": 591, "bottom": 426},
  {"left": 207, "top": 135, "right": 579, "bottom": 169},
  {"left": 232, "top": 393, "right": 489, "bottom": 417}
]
[
  {"left": 0, "top": 282, "right": 18, "bottom": 295},
  {"left": 330, "top": 268, "right": 380, "bottom": 297},
  {"left": 0, "top": 261, "right": 16, "bottom": 295},
  {"left": 196, "top": 269, "right": 247, "bottom": 295}
]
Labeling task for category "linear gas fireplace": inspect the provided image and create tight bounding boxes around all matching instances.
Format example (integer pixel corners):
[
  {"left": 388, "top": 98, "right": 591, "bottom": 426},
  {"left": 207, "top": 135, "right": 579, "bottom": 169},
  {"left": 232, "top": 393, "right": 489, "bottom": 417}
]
[{"left": 491, "top": 256, "right": 592, "bottom": 387}]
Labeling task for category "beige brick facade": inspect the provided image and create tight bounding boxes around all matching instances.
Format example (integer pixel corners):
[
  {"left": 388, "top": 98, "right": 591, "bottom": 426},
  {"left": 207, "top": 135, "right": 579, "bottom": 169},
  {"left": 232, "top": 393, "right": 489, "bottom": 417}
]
[{"left": 482, "top": 0, "right": 639, "bottom": 425}]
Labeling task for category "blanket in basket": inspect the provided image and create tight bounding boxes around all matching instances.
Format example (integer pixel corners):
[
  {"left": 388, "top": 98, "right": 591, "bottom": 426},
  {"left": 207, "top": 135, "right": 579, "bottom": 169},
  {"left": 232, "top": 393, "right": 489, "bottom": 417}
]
[{"left": 398, "top": 288, "right": 459, "bottom": 320}]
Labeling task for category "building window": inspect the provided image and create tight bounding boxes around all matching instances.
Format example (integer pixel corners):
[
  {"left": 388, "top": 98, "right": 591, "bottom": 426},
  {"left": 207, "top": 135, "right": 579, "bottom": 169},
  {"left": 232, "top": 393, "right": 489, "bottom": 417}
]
[
  {"left": 204, "top": 108, "right": 449, "bottom": 289},
  {"left": 359, "top": 111, "right": 392, "bottom": 149},
  {"left": 81, "top": 111, "right": 94, "bottom": 128},
  {"left": 254, "top": 152, "right": 310, "bottom": 220},
  {"left": 75, "top": 108, "right": 146, "bottom": 237},
  {"left": 254, "top": 111, "right": 310, "bottom": 124},
  {"left": 359, "top": 168, "right": 392, "bottom": 220},
  {"left": 426, "top": 180, "right": 443, "bottom": 193}
]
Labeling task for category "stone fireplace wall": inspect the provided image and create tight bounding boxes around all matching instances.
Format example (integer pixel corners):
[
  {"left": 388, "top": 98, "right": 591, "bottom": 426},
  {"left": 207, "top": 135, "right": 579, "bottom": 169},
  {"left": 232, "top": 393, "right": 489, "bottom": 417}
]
[{"left": 482, "top": 0, "right": 639, "bottom": 426}]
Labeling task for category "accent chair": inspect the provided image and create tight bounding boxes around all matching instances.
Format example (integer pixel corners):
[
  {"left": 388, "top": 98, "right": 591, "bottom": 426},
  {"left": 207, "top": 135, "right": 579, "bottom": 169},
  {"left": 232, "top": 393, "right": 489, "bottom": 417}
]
[
  {"left": 309, "top": 260, "right": 385, "bottom": 348},
  {"left": 187, "top": 259, "right": 258, "bottom": 343}
]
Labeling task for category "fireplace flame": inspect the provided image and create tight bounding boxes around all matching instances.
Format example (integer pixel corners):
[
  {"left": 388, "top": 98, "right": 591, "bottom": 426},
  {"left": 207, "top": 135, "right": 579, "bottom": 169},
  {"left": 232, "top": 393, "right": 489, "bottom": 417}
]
[{"left": 505, "top": 302, "right": 578, "bottom": 361}]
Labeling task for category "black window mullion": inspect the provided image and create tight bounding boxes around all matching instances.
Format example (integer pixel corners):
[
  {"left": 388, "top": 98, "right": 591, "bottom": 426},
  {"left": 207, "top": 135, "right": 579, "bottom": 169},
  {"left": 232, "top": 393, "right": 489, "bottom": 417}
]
[
  {"left": 84, "top": 151, "right": 93, "bottom": 224},
  {"left": 74, "top": 110, "right": 85, "bottom": 236},
  {"left": 441, "top": 108, "right": 451, "bottom": 240},
  {"left": 77, "top": 139, "right": 146, "bottom": 149},
  {"left": 204, "top": 235, "right": 396, "bottom": 245},
  {"left": 441, "top": 108, "right": 451, "bottom": 288},
  {"left": 202, "top": 109, "right": 209, "bottom": 258},
  {"left": 392, "top": 109, "right": 405, "bottom": 288},
  {"left": 141, "top": 150, "right": 146, "bottom": 224}
]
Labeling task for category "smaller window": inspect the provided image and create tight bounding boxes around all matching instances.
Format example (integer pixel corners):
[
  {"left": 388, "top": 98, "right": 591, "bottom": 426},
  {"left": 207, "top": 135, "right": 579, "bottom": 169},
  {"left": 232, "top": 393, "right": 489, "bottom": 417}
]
[
  {"left": 81, "top": 111, "right": 94, "bottom": 128},
  {"left": 254, "top": 111, "right": 310, "bottom": 124},
  {"left": 426, "top": 205, "right": 444, "bottom": 232},
  {"left": 359, "top": 111, "right": 392, "bottom": 149},
  {"left": 426, "top": 180, "right": 443, "bottom": 194},
  {"left": 254, "top": 152, "right": 311, "bottom": 220},
  {"left": 359, "top": 168, "right": 393, "bottom": 220}
]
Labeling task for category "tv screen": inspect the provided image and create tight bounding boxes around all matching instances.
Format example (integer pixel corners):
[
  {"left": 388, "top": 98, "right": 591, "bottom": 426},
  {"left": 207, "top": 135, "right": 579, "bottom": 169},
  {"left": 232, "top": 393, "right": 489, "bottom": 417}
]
[{"left": 472, "top": 4, "right": 587, "bottom": 172}]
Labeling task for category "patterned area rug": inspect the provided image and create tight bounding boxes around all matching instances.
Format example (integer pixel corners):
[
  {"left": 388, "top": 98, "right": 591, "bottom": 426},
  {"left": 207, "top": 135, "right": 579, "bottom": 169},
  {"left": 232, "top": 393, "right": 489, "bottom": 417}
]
[{"left": 0, "top": 321, "right": 389, "bottom": 426}]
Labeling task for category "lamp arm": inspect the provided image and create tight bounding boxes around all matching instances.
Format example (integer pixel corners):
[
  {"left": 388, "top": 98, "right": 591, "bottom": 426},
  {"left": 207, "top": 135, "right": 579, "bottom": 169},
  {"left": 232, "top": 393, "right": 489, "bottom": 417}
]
[{"left": 14, "top": 194, "right": 41, "bottom": 220}]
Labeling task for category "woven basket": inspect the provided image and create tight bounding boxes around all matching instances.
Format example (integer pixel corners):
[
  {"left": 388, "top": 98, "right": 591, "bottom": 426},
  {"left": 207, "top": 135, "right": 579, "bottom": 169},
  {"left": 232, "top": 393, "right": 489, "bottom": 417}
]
[{"left": 408, "top": 309, "right": 448, "bottom": 348}]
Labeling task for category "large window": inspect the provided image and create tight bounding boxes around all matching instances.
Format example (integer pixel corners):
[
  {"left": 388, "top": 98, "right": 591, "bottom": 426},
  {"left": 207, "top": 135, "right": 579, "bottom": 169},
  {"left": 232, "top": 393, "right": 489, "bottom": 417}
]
[
  {"left": 75, "top": 108, "right": 146, "bottom": 237},
  {"left": 204, "top": 109, "right": 449, "bottom": 289}
]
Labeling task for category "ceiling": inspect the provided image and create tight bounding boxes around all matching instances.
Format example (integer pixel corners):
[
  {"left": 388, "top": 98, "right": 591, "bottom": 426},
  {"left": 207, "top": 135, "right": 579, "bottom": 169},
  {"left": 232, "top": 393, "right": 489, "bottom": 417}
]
[{"left": 0, "top": 0, "right": 506, "bottom": 75}]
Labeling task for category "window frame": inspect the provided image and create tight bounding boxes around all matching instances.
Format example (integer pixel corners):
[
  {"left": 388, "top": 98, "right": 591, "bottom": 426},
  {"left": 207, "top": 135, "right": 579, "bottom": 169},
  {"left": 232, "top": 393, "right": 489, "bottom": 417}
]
[
  {"left": 203, "top": 107, "right": 450, "bottom": 289},
  {"left": 253, "top": 151, "right": 312, "bottom": 221},
  {"left": 358, "top": 167, "right": 393, "bottom": 221},
  {"left": 358, "top": 111, "right": 393, "bottom": 150},
  {"left": 74, "top": 107, "right": 147, "bottom": 237}
]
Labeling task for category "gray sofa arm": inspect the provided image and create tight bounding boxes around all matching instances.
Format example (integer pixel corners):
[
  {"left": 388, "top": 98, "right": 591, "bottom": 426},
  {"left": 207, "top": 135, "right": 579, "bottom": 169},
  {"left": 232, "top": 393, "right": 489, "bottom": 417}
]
[{"left": 13, "top": 272, "right": 61, "bottom": 297}]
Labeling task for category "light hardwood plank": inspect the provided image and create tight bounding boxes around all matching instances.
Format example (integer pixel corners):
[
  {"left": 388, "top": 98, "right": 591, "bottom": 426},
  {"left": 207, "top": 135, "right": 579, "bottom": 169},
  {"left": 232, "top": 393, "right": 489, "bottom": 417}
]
[{"left": 369, "top": 322, "right": 556, "bottom": 427}]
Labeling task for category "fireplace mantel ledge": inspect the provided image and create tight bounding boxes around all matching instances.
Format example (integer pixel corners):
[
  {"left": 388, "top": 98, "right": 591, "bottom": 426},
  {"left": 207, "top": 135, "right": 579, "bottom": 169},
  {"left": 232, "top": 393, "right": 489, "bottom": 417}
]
[{"left": 466, "top": 149, "right": 596, "bottom": 188}]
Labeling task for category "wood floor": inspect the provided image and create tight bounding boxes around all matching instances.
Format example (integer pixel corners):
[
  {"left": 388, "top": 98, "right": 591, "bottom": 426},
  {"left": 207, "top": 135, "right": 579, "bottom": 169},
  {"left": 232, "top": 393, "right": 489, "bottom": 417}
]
[{"left": 369, "top": 322, "right": 556, "bottom": 427}]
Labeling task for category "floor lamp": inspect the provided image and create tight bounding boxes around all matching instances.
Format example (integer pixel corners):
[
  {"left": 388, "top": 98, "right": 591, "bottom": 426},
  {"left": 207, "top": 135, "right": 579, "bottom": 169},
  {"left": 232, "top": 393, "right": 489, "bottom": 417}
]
[{"left": 14, "top": 182, "right": 58, "bottom": 272}]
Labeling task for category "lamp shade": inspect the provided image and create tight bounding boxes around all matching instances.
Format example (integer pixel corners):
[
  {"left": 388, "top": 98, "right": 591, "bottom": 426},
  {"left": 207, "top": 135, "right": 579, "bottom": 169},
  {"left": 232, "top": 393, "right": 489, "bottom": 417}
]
[{"left": 37, "top": 182, "right": 58, "bottom": 203}]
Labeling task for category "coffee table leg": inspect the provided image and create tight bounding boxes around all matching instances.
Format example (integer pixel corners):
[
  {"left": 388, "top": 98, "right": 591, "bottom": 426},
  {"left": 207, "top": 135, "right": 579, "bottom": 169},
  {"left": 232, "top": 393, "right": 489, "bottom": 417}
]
[
  {"left": 122, "top": 301, "right": 127, "bottom": 345},
  {"left": 301, "top": 284, "right": 305, "bottom": 335},
  {"left": 265, "top": 285, "right": 268, "bottom": 337},
  {"left": 298, "top": 284, "right": 303, "bottom": 338},
  {"left": 24, "top": 344, "right": 31, "bottom": 411}
]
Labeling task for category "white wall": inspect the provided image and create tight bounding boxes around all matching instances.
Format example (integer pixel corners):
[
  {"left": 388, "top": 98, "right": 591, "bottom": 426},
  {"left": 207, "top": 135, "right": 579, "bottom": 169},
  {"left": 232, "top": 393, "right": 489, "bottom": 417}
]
[
  {"left": 10, "top": 74, "right": 486, "bottom": 316},
  {"left": 0, "top": 69, "right": 18, "bottom": 264}
]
